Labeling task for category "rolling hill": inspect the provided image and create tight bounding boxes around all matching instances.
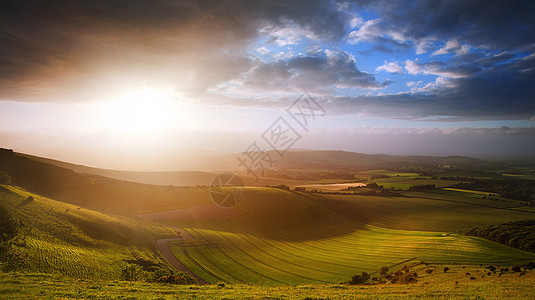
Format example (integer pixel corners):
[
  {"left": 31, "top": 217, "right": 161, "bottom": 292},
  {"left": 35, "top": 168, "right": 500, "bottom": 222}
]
[
  {"left": 142, "top": 187, "right": 535, "bottom": 284},
  {"left": 2, "top": 147, "right": 535, "bottom": 288},
  {"left": 0, "top": 184, "right": 175, "bottom": 278}
]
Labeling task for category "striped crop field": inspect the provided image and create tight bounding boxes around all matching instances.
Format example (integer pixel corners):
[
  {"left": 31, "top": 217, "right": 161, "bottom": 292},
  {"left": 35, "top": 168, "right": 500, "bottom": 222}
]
[
  {"left": 0, "top": 185, "right": 174, "bottom": 279},
  {"left": 158, "top": 187, "right": 535, "bottom": 285}
]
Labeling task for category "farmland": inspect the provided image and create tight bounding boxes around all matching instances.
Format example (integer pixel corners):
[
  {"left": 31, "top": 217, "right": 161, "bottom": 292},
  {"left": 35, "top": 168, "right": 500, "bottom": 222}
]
[
  {"left": 0, "top": 184, "right": 175, "bottom": 279},
  {"left": 2, "top": 266, "right": 535, "bottom": 299},
  {"left": 146, "top": 187, "right": 535, "bottom": 284},
  {"left": 2, "top": 150, "right": 535, "bottom": 299}
]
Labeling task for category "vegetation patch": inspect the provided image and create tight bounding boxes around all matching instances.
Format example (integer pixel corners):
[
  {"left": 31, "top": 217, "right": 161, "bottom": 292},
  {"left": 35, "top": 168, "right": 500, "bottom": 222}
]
[{"left": 463, "top": 220, "right": 535, "bottom": 253}]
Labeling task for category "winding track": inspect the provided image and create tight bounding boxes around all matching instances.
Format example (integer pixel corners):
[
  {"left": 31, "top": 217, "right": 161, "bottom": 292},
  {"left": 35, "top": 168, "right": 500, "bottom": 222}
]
[{"left": 154, "top": 224, "right": 208, "bottom": 284}]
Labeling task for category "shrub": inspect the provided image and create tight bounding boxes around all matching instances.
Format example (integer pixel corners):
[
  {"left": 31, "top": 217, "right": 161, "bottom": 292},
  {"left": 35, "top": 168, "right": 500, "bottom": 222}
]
[
  {"left": 379, "top": 266, "right": 389, "bottom": 276},
  {"left": 149, "top": 268, "right": 196, "bottom": 285},
  {"left": 391, "top": 271, "right": 418, "bottom": 284},
  {"left": 0, "top": 172, "right": 10, "bottom": 185},
  {"left": 348, "top": 272, "right": 370, "bottom": 284},
  {"left": 121, "top": 264, "right": 144, "bottom": 281},
  {"left": 0, "top": 204, "right": 18, "bottom": 242}
]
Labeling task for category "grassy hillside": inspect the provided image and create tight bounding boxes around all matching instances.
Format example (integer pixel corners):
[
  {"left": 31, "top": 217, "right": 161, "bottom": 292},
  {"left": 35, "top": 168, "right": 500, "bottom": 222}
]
[
  {"left": 2, "top": 266, "right": 535, "bottom": 299},
  {"left": 17, "top": 151, "right": 312, "bottom": 187},
  {"left": 319, "top": 193, "right": 534, "bottom": 232},
  {"left": 0, "top": 149, "right": 216, "bottom": 213},
  {"left": 0, "top": 185, "right": 175, "bottom": 279},
  {"left": 463, "top": 220, "right": 535, "bottom": 253},
  {"left": 145, "top": 187, "right": 535, "bottom": 284}
]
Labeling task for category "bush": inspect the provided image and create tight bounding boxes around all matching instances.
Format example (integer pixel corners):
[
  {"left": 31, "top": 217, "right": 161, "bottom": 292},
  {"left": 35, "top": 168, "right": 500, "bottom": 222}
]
[
  {"left": 0, "top": 172, "right": 10, "bottom": 185},
  {"left": 512, "top": 266, "right": 522, "bottom": 272},
  {"left": 348, "top": 272, "right": 370, "bottom": 284},
  {"left": 390, "top": 271, "right": 418, "bottom": 284},
  {"left": 0, "top": 244, "right": 28, "bottom": 272},
  {"left": 149, "top": 268, "right": 196, "bottom": 285},
  {"left": 0, "top": 204, "right": 18, "bottom": 242},
  {"left": 379, "top": 266, "right": 389, "bottom": 276},
  {"left": 270, "top": 185, "right": 291, "bottom": 191},
  {"left": 121, "top": 264, "right": 144, "bottom": 281}
]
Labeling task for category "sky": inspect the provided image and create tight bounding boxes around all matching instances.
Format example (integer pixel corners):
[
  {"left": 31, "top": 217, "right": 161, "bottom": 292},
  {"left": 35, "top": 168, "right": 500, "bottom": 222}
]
[{"left": 1, "top": 0, "right": 535, "bottom": 170}]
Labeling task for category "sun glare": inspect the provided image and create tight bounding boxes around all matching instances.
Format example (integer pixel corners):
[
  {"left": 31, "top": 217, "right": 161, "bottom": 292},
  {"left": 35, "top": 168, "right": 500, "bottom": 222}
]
[{"left": 100, "top": 87, "right": 181, "bottom": 135}]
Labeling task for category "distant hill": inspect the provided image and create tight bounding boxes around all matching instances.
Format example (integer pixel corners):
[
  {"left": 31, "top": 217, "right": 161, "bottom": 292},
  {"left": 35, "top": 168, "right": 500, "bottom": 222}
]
[
  {"left": 0, "top": 149, "right": 310, "bottom": 213},
  {"left": 207, "top": 149, "right": 481, "bottom": 171},
  {"left": 14, "top": 150, "right": 312, "bottom": 187},
  {"left": 16, "top": 151, "right": 219, "bottom": 186},
  {"left": 0, "top": 148, "right": 211, "bottom": 213}
]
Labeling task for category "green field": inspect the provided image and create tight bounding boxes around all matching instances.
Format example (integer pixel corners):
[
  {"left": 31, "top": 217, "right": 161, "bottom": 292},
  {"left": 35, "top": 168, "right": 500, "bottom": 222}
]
[
  {"left": 0, "top": 185, "right": 175, "bottom": 279},
  {"left": 2, "top": 267, "right": 535, "bottom": 299},
  {"left": 371, "top": 177, "right": 459, "bottom": 190},
  {"left": 147, "top": 187, "right": 535, "bottom": 285},
  {"left": 443, "top": 188, "right": 498, "bottom": 196},
  {"left": 359, "top": 170, "right": 420, "bottom": 177}
]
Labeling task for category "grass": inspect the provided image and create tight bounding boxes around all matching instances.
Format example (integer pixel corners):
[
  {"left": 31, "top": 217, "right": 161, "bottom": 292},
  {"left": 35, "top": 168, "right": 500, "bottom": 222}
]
[
  {"left": 359, "top": 170, "right": 420, "bottom": 177},
  {"left": 438, "top": 171, "right": 505, "bottom": 179},
  {"left": 407, "top": 190, "right": 520, "bottom": 209},
  {"left": 321, "top": 192, "right": 533, "bottom": 231},
  {"left": 146, "top": 187, "right": 535, "bottom": 285},
  {"left": 371, "top": 177, "right": 459, "bottom": 190},
  {"left": 443, "top": 188, "right": 498, "bottom": 197},
  {"left": 511, "top": 206, "right": 535, "bottom": 213},
  {"left": 2, "top": 266, "right": 535, "bottom": 299},
  {"left": 0, "top": 185, "right": 175, "bottom": 279}
]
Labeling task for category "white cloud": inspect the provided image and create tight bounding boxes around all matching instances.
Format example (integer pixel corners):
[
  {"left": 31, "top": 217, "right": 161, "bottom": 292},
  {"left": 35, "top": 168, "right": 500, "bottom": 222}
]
[
  {"left": 273, "top": 51, "right": 295, "bottom": 60},
  {"left": 433, "top": 39, "right": 471, "bottom": 56},
  {"left": 405, "top": 60, "right": 423, "bottom": 75},
  {"left": 256, "top": 47, "right": 270, "bottom": 55},
  {"left": 346, "top": 19, "right": 382, "bottom": 43},
  {"left": 376, "top": 61, "right": 404, "bottom": 74},
  {"left": 260, "top": 23, "right": 319, "bottom": 46},
  {"left": 405, "top": 60, "right": 473, "bottom": 78}
]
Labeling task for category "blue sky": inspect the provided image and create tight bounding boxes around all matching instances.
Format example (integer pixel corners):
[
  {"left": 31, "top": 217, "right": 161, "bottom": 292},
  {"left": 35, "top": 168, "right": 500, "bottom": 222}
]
[{"left": 0, "top": 0, "right": 534, "bottom": 169}]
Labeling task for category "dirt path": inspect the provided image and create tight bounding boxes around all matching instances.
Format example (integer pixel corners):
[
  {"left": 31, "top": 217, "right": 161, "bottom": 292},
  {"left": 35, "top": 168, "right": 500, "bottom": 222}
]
[{"left": 153, "top": 223, "right": 208, "bottom": 284}]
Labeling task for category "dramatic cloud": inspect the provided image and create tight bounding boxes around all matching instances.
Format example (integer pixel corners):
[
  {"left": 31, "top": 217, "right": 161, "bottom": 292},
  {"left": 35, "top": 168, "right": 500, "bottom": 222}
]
[
  {"left": 351, "top": 0, "right": 535, "bottom": 52},
  {"left": 0, "top": 0, "right": 351, "bottom": 102},
  {"left": 1, "top": 0, "right": 534, "bottom": 122},
  {"left": 212, "top": 50, "right": 386, "bottom": 96},
  {"left": 433, "top": 39, "right": 471, "bottom": 56}
]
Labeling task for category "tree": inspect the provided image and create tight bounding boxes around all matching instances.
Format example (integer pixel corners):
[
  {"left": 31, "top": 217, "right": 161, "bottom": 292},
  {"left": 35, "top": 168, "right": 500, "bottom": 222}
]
[
  {"left": 0, "top": 203, "right": 18, "bottom": 242},
  {"left": 0, "top": 172, "right": 11, "bottom": 185},
  {"left": 149, "top": 268, "right": 196, "bottom": 284},
  {"left": 349, "top": 272, "right": 370, "bottom": 284},
  {"left": 379, "top": 266, "right": 389, "bottom": 276},
  {"left": 366, "top": 183, "right": 379, "bottom": 189},
  {"left": 121, "top": 264, "right": 144, "bottom": 281}
]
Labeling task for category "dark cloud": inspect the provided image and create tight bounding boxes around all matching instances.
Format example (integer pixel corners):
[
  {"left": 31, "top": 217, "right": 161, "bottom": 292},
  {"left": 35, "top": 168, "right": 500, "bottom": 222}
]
[
  {"left": 0, "top": 0, "right": 351, "bottom": 101},
  {"left": 1, "top": 0, "right": 534, "bottom": 123},
  {"left": 353, "top": 0, "right": 535, "bottom": 52},
  {"left": 211, "top": 50, "right": 386, "bottom": 95},
  {"left": 326, "top": 53, "right": 535, "bottom": 121}
]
